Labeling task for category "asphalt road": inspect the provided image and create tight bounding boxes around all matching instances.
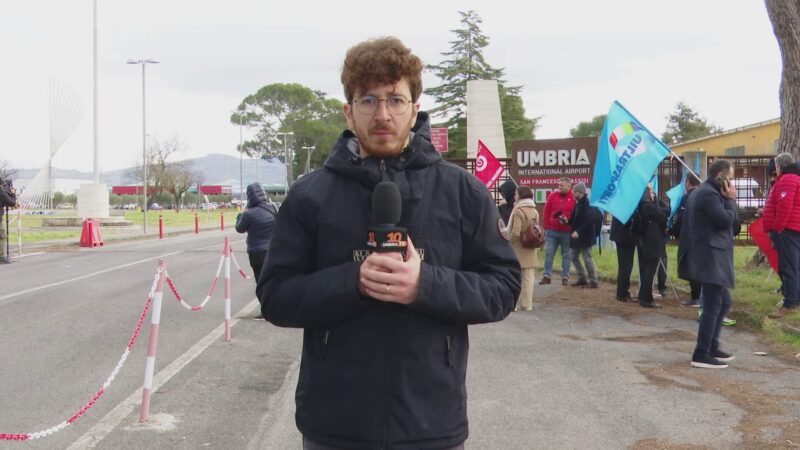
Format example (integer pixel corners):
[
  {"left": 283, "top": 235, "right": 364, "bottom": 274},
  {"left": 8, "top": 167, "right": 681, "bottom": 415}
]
[{"left": 1, "top": 234, "right": 799, "bottom": 449}]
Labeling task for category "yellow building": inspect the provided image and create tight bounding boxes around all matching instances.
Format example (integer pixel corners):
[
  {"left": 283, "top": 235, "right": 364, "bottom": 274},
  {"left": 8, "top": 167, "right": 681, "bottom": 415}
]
[{"left": 671, "top": 118, "right": 781, "bottom": 157}]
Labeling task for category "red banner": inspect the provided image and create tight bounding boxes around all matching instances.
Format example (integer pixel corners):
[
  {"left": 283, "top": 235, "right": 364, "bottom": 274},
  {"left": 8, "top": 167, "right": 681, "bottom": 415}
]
[
  {"left": 748, "top": 218, "right": 779, "bottom": 274},
  {"left": 475, "top": 140, "right": 505, "bottom": 190}
]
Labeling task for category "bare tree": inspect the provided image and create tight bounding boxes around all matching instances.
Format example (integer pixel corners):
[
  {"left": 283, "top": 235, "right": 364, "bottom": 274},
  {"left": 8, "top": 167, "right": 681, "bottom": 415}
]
[
  {"left": 766, "top": 0, "right": 800, "bottom": 157},
  {"left": 124, "top": 136, "right": 184, "bottom": 193},
  {"left": 162, "top": 160, "right": 202, "bottom": 211}
]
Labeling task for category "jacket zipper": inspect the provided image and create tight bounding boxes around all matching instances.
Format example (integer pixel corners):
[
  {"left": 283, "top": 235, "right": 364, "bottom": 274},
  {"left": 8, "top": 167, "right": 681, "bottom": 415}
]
[
  {"left": 445, "top": 336, "right": 464, "bottom": 408},
  {"left": 379, "top": 159, "right": 389, "bottom": 181},
  {"left": 319, "top": 330, "right": 330, "bottom": 360}
]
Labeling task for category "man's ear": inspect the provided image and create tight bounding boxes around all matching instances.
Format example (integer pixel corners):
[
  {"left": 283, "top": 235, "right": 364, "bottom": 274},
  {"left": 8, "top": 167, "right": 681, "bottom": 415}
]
[{"left": 343, "top": 102, "right": 354, "bottom": 130}]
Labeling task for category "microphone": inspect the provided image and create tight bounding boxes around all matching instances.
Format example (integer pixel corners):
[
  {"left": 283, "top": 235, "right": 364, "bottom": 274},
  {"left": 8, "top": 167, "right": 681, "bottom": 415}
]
[{"left": 367, "top": 181, "right": 408, "bottom": 255}]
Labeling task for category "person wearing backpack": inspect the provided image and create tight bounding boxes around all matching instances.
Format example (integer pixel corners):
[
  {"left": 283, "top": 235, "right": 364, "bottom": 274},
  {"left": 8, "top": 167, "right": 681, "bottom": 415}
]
[
  {"left": 508, "top": 186, "right": 540, "bottom": 311},
  {"left": 568, "top": 182, "right": 598, "bottom": 288}
]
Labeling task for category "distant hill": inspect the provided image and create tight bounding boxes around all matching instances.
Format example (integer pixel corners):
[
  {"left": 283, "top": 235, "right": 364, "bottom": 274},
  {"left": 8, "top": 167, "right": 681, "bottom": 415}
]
[{"left": 15, "top": 154, "right": 286, "bottom": 187}]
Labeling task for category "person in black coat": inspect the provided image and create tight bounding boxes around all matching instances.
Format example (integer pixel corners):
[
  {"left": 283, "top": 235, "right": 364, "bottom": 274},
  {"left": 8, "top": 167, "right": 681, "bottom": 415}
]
[
  {"left": 235, "top": 182, "right": 277, "bottom": 283},
  {"left": 610, "top": 216, "right": 637, "bottom": 301},
  {"left": 634, "top": 184, "right": 669, "bottom": 308},
  {"left": 498, "top": 179, "right": 517, "bottom": 225},
  {"left": 568, "top": 182, "right": 598, "bottom": 287},
  {"left": 673, "top": 174, "right": 702, "bottom": 306},
  {"left": 0, "top": 177, "right": 18, "bottom": 264},
  {"left": 257, "top": 37, "right": 520, "bottom": 450},
  {"left": 684, "top": 159, "right": 738, "bottom": 369}
]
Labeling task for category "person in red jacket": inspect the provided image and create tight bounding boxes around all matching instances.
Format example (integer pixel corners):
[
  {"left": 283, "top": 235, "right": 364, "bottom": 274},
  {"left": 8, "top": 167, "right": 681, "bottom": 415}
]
[
  {"left": 763, "top": 152, "right": 800, "bottom": 318},
  {"left": 540, "top": 177, "right": 577, "bottom": 285}
]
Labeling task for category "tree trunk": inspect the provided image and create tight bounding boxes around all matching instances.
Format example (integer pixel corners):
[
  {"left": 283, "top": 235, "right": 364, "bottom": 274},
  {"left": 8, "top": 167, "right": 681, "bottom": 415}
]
[{"left": 765, "top": 0, "right": 800, "bottom": 158}]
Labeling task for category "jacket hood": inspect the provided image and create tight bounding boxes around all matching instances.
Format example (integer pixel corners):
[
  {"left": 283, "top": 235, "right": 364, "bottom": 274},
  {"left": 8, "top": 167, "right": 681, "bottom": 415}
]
[
  {"left": 322, "top": 112, "right": 442, "bottom": 186},
  {"left": 499, "top": 180, "right": 517, "bottom": 203},
  {"left": 246, "top": 182, "right": 268, "bottom": 208}
]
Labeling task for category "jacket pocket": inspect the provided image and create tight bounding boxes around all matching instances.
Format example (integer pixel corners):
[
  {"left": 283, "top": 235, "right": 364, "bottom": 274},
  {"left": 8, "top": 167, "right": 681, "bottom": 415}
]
[{"left": 445, "top": 336, "right": 465, "bottom": 409}]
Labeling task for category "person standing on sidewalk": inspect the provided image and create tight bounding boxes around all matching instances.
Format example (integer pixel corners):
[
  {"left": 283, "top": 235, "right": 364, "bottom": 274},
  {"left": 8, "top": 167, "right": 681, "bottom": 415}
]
[
  {"left": 257, "top": 37, "right": 520, "bottom": 450},
  {"left": 610, "top": 216, "right": 638, "bottom": 302},
  {"left": 634, "top": 184, "right": 669, "bottom": 309},
  {"left": 235, "top": 182, "right": 277, "bottom": 283},
  {"left": 508, "top": 186, "right": 539, "bottom": 310},
  {"left": 684, "top": 159, "right": 738, "bottom": 369},
  {"left": 763, "top": 152, "right": 800, "bottom": 319},
  {"left": 672, "top": 174, "right": 703, "bottom": 306},
  {"left": 0, "top": 177, "right": 18, "bottom": 264},
  {"left": 498, "top": 179, "right": 517, "bottom": 226},
  {"left": 568, "top": 182, "right": 598, "bottom": 288},
  {"left": 540, "top": 177, "right": 576, "bottom": 286}
]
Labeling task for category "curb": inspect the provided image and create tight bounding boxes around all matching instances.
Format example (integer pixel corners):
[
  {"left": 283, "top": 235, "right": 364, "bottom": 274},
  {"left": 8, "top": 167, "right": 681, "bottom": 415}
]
[{"left": 15, "top": 226, "right": 229, "bottom": 254}]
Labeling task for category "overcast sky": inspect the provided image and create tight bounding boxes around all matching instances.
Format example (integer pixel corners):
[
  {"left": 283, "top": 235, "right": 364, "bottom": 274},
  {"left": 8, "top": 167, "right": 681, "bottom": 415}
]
[{"left": 0, "top": 0, "right": 782, "bottom": 173}]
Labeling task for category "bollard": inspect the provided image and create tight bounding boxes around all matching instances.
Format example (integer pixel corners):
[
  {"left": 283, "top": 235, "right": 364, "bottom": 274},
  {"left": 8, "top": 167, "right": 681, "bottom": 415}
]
[
  {"left": 220, "top": 212, "right": 225, "bottom": 231},
  {"left": 158, "top": 215, "right": 164, "bottom": 240},
  {"left": 140, "top": 261, "right": 166, "bottom": 422},
  {"left": 195, "top": 213, "right": 199, "bottom": 235},
  {"left": 224, "top": 237, "right": 231, "bottom": 341}
]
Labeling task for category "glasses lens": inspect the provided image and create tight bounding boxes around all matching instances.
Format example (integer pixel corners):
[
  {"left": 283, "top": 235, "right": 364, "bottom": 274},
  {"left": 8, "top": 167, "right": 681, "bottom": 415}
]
[{"left": 356, "top": 95, "right": 410, "bottom": 115}]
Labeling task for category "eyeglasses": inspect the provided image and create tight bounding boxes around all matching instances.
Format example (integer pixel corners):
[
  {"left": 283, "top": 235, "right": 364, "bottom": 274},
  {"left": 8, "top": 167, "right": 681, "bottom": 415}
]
[{"left": 353, "top": 95, "right": 412, "bottom": 115}]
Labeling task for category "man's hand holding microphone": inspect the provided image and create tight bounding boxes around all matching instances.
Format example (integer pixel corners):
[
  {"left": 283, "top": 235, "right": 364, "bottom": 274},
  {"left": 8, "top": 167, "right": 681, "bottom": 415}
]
[{"left": 358, "top": 181, "right": 421, "bottom": 305}]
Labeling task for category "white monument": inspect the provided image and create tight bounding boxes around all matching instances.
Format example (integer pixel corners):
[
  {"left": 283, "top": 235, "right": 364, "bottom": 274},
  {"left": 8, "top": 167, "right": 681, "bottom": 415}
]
[{"left": 466, "top": 80, "right": 506, "bottom": 158}]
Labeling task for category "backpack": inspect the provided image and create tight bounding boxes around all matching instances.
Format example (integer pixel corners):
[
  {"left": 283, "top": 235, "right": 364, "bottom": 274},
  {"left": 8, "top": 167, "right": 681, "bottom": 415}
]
[{"left": 521, "top": 221, "right": 545, "bottom": 249}]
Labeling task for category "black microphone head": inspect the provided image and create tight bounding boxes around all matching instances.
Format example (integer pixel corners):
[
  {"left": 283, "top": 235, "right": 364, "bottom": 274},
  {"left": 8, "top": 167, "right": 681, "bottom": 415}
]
[{"left": 372, "top": 181, "right": 401, "bottom": 226}]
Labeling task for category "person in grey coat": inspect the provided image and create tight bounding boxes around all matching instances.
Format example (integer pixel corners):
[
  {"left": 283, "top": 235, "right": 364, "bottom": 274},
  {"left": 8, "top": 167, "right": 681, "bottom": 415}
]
[
  {"left": 684, "top": 159, "right": 738, "bottom": 369},
  {"left": 235, "top": 183, "right": 277, "bottom": 283}
]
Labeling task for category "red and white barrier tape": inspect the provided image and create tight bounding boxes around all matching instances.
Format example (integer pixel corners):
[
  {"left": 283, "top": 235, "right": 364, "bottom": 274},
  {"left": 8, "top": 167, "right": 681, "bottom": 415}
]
[
  {"left": 229, "top": 250, "right": 251, "bottom": 280},
  {"left": 0, "top": 268, "right": 162, "bottom": 442},
  {"left": 164, "top": 254, "right": 225, "bottom": 311}
]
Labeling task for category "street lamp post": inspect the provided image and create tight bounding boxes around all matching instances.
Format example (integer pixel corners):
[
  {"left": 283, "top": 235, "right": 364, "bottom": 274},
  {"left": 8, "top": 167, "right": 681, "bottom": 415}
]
[
  {"left": 127, "top": 58, "right": 159, "bottom": 234},
  {"left": 276, "top": 131, "right": 294, "bottom": 190},
  {"left": 301, "top": 146, "right": 315, "bottom": 175},
  {"left": 233, "top": 110, "right": 244, "bottom": 209}
]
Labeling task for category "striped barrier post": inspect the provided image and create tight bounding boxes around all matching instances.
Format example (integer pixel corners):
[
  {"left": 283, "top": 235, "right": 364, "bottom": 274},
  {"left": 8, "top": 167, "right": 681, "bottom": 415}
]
[
  {"left": 17, "top": 209, "right": 22, "bottom": 257},
  {"left": 224, "top": 237, "right": 231, "bottom": 341},
  {"left": 139, "top": 260, "right": 166, "bottom": 422},
  {"left": 158, "top": 215, "right": 164, "bottom": 239}
]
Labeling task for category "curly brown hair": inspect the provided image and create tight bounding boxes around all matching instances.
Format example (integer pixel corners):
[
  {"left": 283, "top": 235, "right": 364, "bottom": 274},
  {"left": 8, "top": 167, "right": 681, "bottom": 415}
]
[{"left": 341, "top": 37, "right": 423, "bottom": 103}]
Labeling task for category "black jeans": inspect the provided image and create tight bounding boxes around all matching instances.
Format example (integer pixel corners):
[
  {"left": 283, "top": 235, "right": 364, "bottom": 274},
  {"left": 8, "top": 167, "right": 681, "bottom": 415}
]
[
  {"left": 616, "top": 244, "right": 636, "bottom": 299},
  {"left": 248, "top": 250, "right": 267, "bottom": 284},
  {"left": 637, "top": 256, "right": 659, "bottom": 304},
  {"left": 689, "top": 279, "right": 702, "bottom": 301},
  {"left": 777, "top": 230, "right": 800, "bottom": 308},
  {"left": 694, "top": 283, "right": 733, "bottom": 357}
]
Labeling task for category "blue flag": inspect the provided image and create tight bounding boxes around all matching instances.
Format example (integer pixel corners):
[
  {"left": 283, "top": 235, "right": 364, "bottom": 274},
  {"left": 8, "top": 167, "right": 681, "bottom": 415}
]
[
  {"left": 650, "top": 173, "right": 659, "bottom": 197},
  {"left": 666, "top": 168, "right": 688, "bottom": 227},
  {"left": 590, "top": 101, "right": 671, "bottom": 223}
]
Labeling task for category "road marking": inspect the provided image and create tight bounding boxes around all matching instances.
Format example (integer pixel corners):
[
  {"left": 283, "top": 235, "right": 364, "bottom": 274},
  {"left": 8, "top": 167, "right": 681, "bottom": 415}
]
[
  {"left": 67, "top": 298, "right": 260, "bottom": 449},
  {"left": 13, "top": 252, "right": 45, "bottom": 258},
  {"left": 0, "top": 251, "right": 182, "bottom": 303}
]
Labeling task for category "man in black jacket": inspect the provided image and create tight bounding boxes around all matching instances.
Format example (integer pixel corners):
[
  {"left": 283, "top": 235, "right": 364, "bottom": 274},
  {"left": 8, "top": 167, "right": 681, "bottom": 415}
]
[
  {"left": 568, "top": 182, "right": 598, "bottom": 288},
  {"left": 684, "top": 159, "right": 738, "bottom": 369},
  {"left": 634, "top": 184, "right": 669, "bottom": 308},
  {"left": 0, "top": 177, "right": 18, "bottom": 264},
  {"left": 610, "top": 216, "right": 637, "bottom": 301},
  {"left": 673, "top": 174, "right": 702, "bottom": 307},
  {"left": 257, "top": 37, "right": 521, "bottom": 450}
]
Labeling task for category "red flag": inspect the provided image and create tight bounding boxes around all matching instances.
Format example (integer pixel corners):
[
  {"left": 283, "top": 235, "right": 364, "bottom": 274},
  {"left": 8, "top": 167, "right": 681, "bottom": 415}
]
[
  {"left": 749, "top": 217, "right": 779, "bottom": 274},
  {"left": 474, "top": 140, "right": 505, "bottom": 190}
]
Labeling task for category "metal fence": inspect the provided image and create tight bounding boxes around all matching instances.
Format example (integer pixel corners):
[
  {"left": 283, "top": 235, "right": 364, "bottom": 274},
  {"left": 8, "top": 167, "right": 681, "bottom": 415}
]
[{"left": 448, "top": 154, "right": 774, "bottom": 245}]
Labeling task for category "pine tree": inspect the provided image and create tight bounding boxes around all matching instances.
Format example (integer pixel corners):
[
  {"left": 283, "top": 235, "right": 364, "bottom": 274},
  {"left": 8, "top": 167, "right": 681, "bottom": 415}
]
[{"left": 425, "top": 10, "right": 536, "bottom": 156}]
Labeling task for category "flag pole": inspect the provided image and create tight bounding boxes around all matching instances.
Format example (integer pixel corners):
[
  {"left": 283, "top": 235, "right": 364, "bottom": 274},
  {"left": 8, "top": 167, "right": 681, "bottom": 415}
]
[{"left": 670, "top": 150, "right": 703, "bottom": 183}]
